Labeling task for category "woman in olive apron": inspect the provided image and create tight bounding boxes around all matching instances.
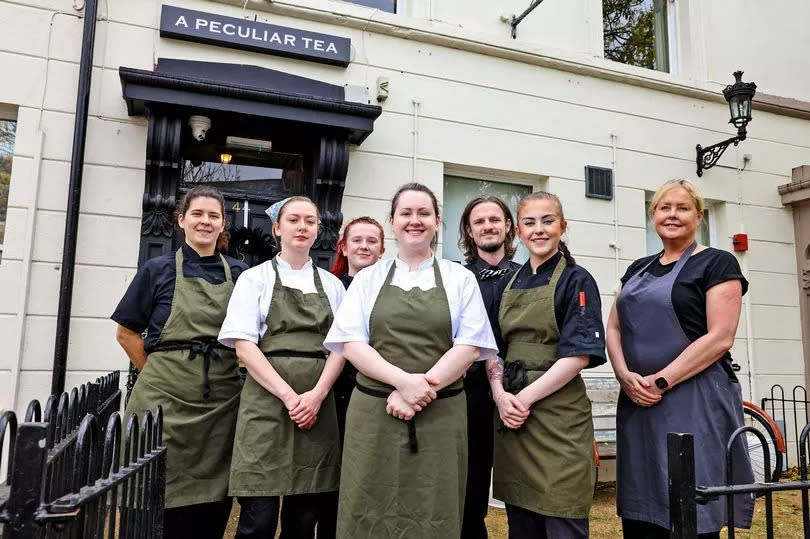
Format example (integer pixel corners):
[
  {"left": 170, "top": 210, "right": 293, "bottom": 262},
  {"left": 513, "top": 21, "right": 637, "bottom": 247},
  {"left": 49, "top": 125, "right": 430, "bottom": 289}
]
[
  {"left": 607, "top": 180, "right": 753, "bottom": 538},
  {"left": 219, "top": 196, "right": 346, "bottom": 539},
  {"left": 113, "top": 186, "right": 246, "bottom": 539},
  {"left": 324, "top": 183, "right": 498, "bottom": 539},
  {"left": 487, "top": 191, "right": 606, "bottom": 539},
  {"left": 329, "top": 216, "right": 386, "bottom": 438}
]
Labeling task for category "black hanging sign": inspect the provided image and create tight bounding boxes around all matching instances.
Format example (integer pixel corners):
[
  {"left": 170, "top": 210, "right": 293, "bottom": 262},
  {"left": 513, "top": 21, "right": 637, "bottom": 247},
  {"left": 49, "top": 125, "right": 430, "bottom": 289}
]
[{"left": 160, "top": 5, "right": 351, "bottom": 67}]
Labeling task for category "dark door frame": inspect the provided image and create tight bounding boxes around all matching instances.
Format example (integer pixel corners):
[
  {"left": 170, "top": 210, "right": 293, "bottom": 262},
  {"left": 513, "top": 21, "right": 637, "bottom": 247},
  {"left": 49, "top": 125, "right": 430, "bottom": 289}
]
[{"left": 119, "top": 60, "right": 381, "bottom": 395}]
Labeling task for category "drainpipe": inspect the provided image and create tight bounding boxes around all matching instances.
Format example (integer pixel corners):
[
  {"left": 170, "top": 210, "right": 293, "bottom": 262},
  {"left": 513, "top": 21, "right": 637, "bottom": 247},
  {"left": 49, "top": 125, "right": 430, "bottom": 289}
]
[
  {"left": 609, "top": 133, "right": 621, "bottom": 289},
  {"left": 411, "top": 98, "right": 420, "bottom": 181},
  {"left": 737, "top": 152, "right": 756, "bottom": 403},
  {"left": 51, "top": 0, "right": 99, "bottom": 395},
  {"left": 10, "top": 131, "right": 44, "bottom": 411}
]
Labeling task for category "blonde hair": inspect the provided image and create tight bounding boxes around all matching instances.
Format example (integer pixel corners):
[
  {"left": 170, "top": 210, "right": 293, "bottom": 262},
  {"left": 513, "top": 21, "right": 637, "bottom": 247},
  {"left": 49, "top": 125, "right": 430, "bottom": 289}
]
[
  {"left": 516, "top": 191, "right": 575, "bottom": 266},
  {"left": 648, "top": 179, "right": 705, "bottom": 218}
]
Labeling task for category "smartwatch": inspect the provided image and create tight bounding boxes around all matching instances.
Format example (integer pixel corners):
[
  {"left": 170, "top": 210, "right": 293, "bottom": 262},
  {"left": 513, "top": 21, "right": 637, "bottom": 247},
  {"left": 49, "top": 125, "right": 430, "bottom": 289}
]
[{"left": 654, "top": 376, "right": 669, "bottom": 390}]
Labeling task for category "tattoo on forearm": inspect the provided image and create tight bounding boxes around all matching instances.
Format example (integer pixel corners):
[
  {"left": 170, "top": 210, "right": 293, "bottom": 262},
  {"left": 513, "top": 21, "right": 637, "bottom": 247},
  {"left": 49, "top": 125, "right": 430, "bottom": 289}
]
[{"left": 487, "top": 362, "right": 503, "bottom": 381}]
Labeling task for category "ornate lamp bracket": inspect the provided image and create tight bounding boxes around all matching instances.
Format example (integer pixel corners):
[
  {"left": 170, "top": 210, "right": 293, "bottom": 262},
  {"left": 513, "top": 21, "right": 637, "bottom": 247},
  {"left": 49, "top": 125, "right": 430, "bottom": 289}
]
[
  {"left": 696, "top": 128, "right": 745, "bottom": 178},
  {"left": 505, "top": 0, "right": 546, "bottom": 39}
]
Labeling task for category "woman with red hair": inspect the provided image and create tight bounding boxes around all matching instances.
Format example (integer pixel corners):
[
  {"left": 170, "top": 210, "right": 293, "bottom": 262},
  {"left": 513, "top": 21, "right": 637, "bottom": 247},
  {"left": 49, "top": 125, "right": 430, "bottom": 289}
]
[
  {"left": 330, "top": 216, "right": 386, "bottom": 288},
  {"left": 330, "top": 217, "right": 386, "bottom": 438}
]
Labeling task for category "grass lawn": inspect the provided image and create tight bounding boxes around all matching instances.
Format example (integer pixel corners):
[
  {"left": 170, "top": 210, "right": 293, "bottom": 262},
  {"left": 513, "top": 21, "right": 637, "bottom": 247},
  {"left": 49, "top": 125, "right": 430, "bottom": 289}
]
[{"left": 225, "top": 482, "right": 806, "bottom": 537}]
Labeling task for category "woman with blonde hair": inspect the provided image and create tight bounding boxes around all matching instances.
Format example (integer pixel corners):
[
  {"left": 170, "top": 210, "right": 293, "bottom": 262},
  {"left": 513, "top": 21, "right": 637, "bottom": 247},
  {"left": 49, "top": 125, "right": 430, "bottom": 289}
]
[
  {"left": 219, "top": 196, "right": 346, "bottom": 538},
  {"left": 488, "top": 191, "right": 606, "bottom": 538},
  {"left": 607, "top": 179, "right": 754, "bottom": 538}
]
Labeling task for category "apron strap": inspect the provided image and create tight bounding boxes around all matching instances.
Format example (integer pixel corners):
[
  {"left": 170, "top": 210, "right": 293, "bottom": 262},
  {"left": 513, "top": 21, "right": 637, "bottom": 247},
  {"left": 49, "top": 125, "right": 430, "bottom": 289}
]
[
  {"left": 271, "top": 256, "right": 334, "bottom": 337},
  {"left": 355, "top": 383, "right": 463, "bottom": 453},
  {"left": 220, "top": 253, "right": 233, "bottom": 282},
  {"left": 627, "top": 241, "right": 698, "bottom": 284},
  {"left": 175, "top": 248, "right": 185, "bottom": 279},
  {"left": 152, "top": 340, "right": 229, "bottom": 400}
]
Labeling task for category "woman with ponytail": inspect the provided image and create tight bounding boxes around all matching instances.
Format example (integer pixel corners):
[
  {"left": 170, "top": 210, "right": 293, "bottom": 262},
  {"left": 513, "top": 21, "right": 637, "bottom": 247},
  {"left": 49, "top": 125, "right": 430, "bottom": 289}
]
[
  {"left": 487, "top": 191, "right": 606, "bottom": 538},
  {"left": 113, "top": 185, "right": 247, "bottom": 538}
]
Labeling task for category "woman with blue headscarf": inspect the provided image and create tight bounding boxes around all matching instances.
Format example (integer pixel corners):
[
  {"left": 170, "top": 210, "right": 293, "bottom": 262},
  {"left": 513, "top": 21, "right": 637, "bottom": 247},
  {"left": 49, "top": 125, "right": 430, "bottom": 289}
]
[{"left": 219, "top": 196, "right": 346, "bottom": 539}]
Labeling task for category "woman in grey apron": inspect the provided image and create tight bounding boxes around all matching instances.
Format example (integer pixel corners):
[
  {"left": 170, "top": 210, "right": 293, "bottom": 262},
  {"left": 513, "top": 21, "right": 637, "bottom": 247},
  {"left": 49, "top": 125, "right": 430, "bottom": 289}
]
[
  {"left": 219, "top": 196, "right": 346, "bottom": 539},
  {"left": 324, "top": 183, "right": 498, "bottom": 538},
  {"left": 113, "top": 186, "right": 246, "bottom": 539},
  {"left": 607, "top": 179, "right": 754, "bottom": 538},
  {"left": 487, "top": 191, "right": 606, "bottom": 538}
]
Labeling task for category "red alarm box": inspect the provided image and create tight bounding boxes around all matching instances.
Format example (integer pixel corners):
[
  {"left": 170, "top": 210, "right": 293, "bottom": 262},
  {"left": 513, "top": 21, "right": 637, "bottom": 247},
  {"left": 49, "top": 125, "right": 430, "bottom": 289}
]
[{"left": 732, "top": 233, "right": 749, "bottom": 252}]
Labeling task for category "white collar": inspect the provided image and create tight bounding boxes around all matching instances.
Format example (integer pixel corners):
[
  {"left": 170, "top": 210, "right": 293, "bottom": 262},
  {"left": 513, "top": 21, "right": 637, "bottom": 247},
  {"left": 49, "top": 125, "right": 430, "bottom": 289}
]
[
  {"left": 394, "top": 252, "right": 435, "bottom": 272},
  {"left": 276, "top": 255, "right": 313, "bottom": 271}
]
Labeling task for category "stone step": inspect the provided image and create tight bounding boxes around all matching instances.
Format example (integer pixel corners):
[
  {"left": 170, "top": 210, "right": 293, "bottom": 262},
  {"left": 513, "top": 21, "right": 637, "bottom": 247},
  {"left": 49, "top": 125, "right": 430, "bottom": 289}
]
[
  {"left": 587, "top": 388, "right": 620, "bottom": 403},
  {"left": 592, "top": 402, "right": 617, "bottom": 417},
  {"left": 593, "top": 415, "right": 616, "bottom": 430},
  {"left": 583, "top": 376, "right": 620, "bottom": 390}
]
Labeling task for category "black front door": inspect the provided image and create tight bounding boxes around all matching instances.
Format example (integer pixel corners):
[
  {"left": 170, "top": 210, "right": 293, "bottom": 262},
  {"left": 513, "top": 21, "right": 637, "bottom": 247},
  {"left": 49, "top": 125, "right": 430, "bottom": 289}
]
[{"left": 178, "top": 158, "right": 293, "bottom": 267}]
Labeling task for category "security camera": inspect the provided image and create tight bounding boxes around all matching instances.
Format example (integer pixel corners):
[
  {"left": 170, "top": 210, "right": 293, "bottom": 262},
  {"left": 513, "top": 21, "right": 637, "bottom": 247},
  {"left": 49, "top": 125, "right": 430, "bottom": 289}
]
[{"left": 188, "top": 115, "right": 211, "bottom": 142}]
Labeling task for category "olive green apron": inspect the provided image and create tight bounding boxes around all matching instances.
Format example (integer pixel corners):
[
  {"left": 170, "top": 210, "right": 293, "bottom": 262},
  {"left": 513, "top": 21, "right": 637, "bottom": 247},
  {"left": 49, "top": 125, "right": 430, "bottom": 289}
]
[
  {"left": 229, "top": 257, "right": 341, "bottom": 496},
  {"left": 125, "top": 248, "right": 242, "bottom": 509},
  {"left": 492, "top": 256, "right": 595, "bottom": 518},
  {"left": 337, "top": 259, "right": 467, "bottom": 538}
]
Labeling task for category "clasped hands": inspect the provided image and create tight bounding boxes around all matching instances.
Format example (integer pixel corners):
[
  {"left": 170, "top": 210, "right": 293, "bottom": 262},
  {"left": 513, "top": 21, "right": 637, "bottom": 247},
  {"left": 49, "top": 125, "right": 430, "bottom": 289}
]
[
  {"left": 494, "top": 390, "right": 532, "bottom": 430},
  {"left": 386, "top": 372, "right": 441, "bottom": 421},
  {"left": 617, "top": 370, "right": 665, "bottom": 407},
  {"left": 284, "top": 389, "right": 325, "bottom": 430}
]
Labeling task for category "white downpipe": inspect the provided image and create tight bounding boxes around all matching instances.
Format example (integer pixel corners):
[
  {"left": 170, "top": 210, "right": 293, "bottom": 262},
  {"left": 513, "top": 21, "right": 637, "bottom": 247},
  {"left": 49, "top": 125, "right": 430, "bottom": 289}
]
[
  {"left": 9, "top": 130, "right": 44, "bottom": 412},
  {"left": 737, "top": 152, "right": 756, "bottom": 403},
  {"left": 742, "top": 245, "right": 756, "bottom": 403},
  {"left": 610, "top": 133, "right": 621, "bottom": 288},
  {"left": 411, "top": 98, "right": 420, "bottom": 182},
  {"left": 8, "top": 11, "right": 77, "bottom": 411}
]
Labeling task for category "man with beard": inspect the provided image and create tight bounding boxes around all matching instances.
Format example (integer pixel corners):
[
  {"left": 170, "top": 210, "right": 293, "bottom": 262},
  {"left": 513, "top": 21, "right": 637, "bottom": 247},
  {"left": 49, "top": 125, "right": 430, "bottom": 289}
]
[{"left": 458, "top": 195, "right": 521, "bottom": 538}]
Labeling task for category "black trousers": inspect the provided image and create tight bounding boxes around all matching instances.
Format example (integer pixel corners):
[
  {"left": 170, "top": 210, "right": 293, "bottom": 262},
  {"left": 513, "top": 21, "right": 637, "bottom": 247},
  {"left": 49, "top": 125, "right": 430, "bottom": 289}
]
[
  {"left": 461, "top": 369, "right": 495, "bottom": 539},
  {"left": 236, "top": 492, "right": 338, "bottom": 539},
  {"left": 621, "top": 518, "right": 720, "bottom": 539},
  {"left": 505, "top": 504, "right": 588, "bottom": 539},
  {"left": 163, "top": 499, "right": 232, "bottom": 539}
]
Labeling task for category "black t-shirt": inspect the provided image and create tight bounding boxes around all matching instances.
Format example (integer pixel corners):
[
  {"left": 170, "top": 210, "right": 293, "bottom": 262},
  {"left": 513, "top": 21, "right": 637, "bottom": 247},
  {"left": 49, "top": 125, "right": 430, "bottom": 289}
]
[
  {"left": 620, "top": 247, "right": 748, "bottom": 366},
  {"left": 464, "top": 256, "right": 521, "bottom": 360},
  {"left": 111, "top": 243, "right": 248, "bottom": 352},
  {"left": 339, "top": 274, "right": 353, "bottom": 288},
  {"left": 492, "top": 252, "right": 607, "bottom": 369}
]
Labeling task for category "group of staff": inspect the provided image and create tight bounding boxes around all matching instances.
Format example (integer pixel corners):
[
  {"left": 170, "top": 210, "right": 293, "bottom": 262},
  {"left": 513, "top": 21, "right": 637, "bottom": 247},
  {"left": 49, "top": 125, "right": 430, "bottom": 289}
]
[{"left": 113, "top": 178, "right": 754, "bottom": 539}]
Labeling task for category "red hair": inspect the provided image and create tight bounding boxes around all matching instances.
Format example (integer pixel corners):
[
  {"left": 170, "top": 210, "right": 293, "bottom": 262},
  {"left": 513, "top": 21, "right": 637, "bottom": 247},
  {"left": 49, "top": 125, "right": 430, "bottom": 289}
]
[{"left": 330, "top": 216, "right": 385, "bottom": 278}]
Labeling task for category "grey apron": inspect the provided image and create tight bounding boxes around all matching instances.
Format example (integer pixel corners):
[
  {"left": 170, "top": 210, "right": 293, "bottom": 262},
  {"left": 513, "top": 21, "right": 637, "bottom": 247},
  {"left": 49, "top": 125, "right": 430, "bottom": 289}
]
[
  {"left": 125, "top": 248, "right": 242, "bottom": 508},
  {"left": 229, "top": 258, "right": 341, "bottom": 497},
  {"left": 615, "top": 242, "right": 754, "bottom": 533},
  {"left": 337, "top": 259, "right": 467, "bottom": 539}
]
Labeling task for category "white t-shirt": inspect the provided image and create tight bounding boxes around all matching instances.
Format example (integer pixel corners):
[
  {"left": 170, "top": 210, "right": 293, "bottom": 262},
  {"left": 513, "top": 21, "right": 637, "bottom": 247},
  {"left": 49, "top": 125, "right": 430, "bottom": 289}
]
[
  {"left": 323, "top": 256, "right": 498, "bottom": 360},
  {"left": 218, "top": 257, "right": 345, "bottom": 348}
]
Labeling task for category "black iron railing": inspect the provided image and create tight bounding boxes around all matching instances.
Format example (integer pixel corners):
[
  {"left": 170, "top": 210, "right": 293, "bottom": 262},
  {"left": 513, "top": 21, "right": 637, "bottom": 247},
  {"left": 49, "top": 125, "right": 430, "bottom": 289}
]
[
  {"left": 668, "top": 423, "right": 810, "bottom": 539},
  {"left": 762, "top": 384, "right": 808, "bottom": 469},
  {"left": 0, "top": 371, "right": 166, "bottom": 538}
]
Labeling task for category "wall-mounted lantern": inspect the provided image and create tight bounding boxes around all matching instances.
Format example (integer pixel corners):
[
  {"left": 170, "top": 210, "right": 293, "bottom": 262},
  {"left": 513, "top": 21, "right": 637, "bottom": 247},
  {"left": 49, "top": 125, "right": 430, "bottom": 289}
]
[{"left": 696, "top": 71, "right": 757, "bottom": 177}]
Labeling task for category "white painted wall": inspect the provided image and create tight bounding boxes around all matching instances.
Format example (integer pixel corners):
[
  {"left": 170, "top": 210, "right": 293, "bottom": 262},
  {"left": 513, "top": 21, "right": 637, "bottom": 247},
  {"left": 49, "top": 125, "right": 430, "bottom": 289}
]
[{"left": 0, "top": 0, "right": 807, "bottom": 421}]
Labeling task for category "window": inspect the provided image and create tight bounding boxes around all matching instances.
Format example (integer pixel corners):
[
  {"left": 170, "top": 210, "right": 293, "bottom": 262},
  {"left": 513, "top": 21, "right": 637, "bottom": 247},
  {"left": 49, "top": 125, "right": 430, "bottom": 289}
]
[
  {"left": 603, "top": 0, "right": 670, "bottom": 72},
  {"left": 340, "top": 0, "right": 396, "bottom": 13},
  {"left": 442, "top": 175, "right": 532, "bottom": 264},
  {"left": 0, "top": 118, "right": 16, "bottom": 258},
  {"left": 645, "top": 197, "right": 713, "bottom": 256}
]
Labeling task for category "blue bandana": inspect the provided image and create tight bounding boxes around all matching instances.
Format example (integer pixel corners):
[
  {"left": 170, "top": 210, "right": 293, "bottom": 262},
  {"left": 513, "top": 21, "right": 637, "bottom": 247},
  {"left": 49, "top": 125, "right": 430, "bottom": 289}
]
[{"left": 265, "top": 197, "right": 293, "bottom": 223}]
